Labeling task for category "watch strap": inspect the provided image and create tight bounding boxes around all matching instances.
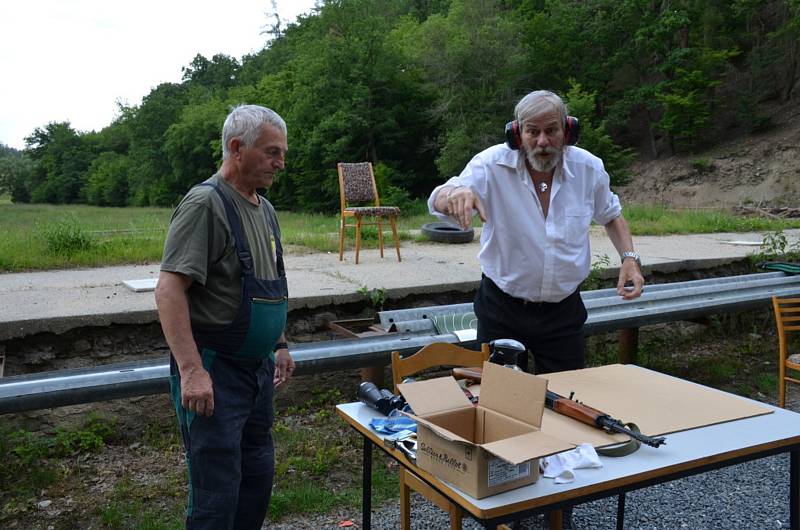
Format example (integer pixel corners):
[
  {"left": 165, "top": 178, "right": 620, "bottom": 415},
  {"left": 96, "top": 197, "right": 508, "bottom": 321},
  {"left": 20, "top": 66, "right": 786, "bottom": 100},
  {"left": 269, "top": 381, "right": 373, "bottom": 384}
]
[{"left": 621, "top": 251, "right": 641, "bottom": 265}]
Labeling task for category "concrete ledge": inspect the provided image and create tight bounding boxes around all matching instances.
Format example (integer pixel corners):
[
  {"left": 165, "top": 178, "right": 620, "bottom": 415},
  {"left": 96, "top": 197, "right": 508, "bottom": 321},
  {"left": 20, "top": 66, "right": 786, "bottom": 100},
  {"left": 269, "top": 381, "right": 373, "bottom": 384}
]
[{"left": 1, "top": 229, "right": 795, "bottom": 341}]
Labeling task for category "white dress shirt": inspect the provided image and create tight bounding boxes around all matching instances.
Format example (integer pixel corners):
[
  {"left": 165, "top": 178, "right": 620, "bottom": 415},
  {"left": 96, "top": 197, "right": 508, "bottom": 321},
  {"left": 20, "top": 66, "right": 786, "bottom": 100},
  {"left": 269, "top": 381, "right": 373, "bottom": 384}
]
[{"left": 428, "top": 143, "right": 622, "bottom": 303}]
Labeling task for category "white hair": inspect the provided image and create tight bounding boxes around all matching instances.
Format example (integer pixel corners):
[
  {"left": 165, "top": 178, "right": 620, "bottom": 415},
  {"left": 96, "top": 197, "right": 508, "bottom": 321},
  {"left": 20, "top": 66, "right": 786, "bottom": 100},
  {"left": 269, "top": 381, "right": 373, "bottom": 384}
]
[
  {"left": 514, "top": 90, "right": 568, "bottom": 129},
  {"left": 221, "top": 104, "right": 287, "bottom": 160}
]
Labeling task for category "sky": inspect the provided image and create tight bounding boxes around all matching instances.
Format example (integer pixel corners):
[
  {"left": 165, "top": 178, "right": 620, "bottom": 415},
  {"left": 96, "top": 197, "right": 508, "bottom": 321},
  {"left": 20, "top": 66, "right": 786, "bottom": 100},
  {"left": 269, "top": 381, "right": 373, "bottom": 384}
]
[{"left": 0, "top": 0, "right": 318, "bottom": 150}]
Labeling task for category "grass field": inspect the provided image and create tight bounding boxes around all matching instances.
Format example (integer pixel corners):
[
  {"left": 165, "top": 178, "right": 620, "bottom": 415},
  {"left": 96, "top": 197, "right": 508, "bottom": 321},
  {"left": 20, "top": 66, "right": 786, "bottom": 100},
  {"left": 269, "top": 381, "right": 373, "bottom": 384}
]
[{"left": 1, "top": 201, "right": 799, "bottom": 272}]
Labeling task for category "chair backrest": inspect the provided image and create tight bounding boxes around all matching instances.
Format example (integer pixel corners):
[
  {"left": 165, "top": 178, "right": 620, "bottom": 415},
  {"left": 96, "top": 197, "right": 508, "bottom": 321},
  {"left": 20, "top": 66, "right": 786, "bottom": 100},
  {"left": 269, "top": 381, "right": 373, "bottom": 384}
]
[
  {"left": 773, "top": 295, "right": 800, "bottom": 350},
  {"left": 338, "top": 162, "right": 380, "bottom": 210},
  {"left": 391, "top": 342, "right": 490, "bottom": 393}
]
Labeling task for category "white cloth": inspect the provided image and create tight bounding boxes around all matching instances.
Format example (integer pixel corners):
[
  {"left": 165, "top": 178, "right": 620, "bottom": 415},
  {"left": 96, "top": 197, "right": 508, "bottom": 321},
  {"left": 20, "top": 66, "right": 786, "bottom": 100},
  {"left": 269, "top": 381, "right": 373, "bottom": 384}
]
[
  {"left": 428, "top": 144, "right": 621, "bottom": 303},
  {"left": 540, "top": 443, "right": 603, "bottom": 484}
]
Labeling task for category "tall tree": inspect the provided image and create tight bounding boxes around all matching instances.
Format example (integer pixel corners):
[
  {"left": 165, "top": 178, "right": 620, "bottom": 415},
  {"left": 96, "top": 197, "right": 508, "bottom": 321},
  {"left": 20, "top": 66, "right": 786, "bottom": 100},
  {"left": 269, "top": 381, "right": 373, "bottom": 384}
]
[
  {"left": 24, "top": 122, "right": 96, "bottom": 203},
  {"left": 396, "top": 0, "right": 527, "bottom": 176}
]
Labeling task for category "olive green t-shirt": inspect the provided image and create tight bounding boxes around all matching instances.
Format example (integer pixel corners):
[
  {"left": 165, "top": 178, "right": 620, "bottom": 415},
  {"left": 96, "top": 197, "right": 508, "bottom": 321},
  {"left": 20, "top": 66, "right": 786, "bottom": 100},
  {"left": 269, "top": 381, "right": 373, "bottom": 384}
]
[{"left": 160, "top": 173, "right": 281, "bottom": 327}]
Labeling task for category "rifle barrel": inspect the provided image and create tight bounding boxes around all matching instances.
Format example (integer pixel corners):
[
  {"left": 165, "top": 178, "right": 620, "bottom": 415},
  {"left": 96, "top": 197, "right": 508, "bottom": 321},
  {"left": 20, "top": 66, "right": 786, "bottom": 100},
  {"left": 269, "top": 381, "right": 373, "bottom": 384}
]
[{"left": 599, "top": 417, "right": 666, "bottom": 448}]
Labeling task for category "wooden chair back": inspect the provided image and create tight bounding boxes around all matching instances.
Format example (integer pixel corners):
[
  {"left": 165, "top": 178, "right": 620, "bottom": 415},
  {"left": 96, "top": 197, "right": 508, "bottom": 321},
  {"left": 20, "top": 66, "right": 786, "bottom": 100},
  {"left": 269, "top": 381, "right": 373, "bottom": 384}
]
[
  {"left": 391, "top": 342, "right": 490, "bottom": 393},
  {"left": 338, "top": 162, "right": 380, "bottom": 208},
  {"left": 773, "top": 295, "right": 800, "bottom": 408}
]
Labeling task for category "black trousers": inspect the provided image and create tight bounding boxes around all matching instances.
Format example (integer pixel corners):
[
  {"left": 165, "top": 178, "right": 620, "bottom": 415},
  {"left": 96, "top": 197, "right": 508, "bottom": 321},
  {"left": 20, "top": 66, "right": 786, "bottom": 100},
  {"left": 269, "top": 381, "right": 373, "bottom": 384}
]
[{"left": 474, "top": 275, "right": 587, "bottom": 374}]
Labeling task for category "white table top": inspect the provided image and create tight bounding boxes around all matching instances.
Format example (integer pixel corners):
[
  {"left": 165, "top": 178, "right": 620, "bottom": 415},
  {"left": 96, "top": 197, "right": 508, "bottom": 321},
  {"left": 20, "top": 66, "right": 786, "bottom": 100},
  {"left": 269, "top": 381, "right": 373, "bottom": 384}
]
[{"left": 337, "top": 370, "right": 800, "bottom": 516}]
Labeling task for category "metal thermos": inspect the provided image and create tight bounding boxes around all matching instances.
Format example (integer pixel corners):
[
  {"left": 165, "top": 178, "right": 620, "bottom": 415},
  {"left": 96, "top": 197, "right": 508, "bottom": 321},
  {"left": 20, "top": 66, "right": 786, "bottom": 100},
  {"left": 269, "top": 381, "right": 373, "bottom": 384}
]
[{"left": 488, "top": 338, "right": 525, "bottom": 371}]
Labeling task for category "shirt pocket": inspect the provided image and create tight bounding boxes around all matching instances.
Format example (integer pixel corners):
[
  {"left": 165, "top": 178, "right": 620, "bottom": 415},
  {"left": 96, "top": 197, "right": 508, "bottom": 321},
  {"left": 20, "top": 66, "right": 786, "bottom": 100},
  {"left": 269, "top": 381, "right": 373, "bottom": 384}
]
[{"left": 564, "top": 207, "right": 592, "bottom": 243}]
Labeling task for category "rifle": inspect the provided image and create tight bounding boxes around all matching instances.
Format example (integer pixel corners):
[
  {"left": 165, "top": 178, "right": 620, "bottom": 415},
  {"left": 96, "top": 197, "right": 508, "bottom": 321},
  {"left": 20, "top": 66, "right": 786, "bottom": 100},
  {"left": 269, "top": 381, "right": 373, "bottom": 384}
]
[
  {"left": 546, "top": 390, "right": 666, "bottom": 448},
  {"left": 451, "top": 367, "right": 666, "bottom": 449}
]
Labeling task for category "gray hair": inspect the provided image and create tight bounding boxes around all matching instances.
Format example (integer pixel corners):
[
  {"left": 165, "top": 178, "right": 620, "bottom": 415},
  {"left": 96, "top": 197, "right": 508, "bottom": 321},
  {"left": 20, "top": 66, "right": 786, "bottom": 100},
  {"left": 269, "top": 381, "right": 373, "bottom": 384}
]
[
  {"left": 221, "top": 104, "right": 287, "bottom": 160},
  {"left": 514, "top": 90, "right": 568, "bottom": 128}
]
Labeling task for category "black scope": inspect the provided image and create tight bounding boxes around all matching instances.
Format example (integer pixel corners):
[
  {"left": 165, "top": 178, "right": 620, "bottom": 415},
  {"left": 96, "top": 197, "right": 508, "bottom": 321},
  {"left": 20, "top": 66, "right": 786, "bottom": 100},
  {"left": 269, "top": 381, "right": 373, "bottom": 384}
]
[{"left": 357, "top": 382, "right": 406, "bottom": 416}]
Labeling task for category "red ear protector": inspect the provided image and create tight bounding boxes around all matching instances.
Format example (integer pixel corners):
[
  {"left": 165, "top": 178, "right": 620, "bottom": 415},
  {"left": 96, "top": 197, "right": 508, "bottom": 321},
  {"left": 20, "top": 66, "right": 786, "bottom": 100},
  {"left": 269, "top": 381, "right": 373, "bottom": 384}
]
[{"left": 505, "top": 116, "right": 580, "bottom": 150}]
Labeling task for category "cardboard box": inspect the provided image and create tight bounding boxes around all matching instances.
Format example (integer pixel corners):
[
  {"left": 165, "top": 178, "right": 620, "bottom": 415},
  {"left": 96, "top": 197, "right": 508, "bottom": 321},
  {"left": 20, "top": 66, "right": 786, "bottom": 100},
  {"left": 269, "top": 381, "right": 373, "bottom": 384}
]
[{"left": 398, "top": 362, "right": 574, "bottom": 499}]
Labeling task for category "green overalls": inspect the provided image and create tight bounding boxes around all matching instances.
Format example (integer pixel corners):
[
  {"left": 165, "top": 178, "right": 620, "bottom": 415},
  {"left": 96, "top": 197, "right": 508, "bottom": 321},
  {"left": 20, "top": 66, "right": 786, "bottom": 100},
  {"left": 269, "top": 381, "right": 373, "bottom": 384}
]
[{"left": 170, "top": 182, "right": 288, "bottom": 530}]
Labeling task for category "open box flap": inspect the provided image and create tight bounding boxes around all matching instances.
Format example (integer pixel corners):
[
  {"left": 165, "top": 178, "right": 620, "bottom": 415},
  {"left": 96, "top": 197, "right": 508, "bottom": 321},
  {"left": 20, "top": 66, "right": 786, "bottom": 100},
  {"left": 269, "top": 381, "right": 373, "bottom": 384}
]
[
  {"left": 410, "top": 414, "right": 473, "bottom": 445},
  {"left": 478, "top": 361, "right": 547, "bottom": 427},
  {"left": 482, "top": 431, "right": 574, "bottom": 464},
  {"left": 398, "top": 376, "right": 473, "bottom": 416}
]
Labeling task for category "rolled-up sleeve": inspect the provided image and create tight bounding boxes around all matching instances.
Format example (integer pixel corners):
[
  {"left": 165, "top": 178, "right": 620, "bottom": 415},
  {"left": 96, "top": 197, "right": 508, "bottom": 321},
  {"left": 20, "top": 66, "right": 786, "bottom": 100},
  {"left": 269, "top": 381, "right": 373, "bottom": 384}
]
[{"left": 591, "top": 165, "right": 622, "bottom": 226}]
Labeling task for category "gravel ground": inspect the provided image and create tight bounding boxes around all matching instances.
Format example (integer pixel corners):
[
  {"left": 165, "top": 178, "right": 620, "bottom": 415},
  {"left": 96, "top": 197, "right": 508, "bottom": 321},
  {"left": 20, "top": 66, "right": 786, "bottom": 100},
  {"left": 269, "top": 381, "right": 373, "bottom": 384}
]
[{"left": 268, "top": 453, "right": 791, "bottom": 529}]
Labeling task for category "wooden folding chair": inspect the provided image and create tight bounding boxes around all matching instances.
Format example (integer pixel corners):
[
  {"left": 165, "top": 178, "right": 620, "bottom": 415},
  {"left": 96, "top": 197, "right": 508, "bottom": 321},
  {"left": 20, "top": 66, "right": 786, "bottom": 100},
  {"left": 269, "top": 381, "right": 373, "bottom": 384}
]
[
  {"left": 391, "top": 342, "right": 489, "bottom": 530},
  {"left": 337, "top": 162, "right": 401, "bottom": 264},
  {"left": 773, "top": 295, "right": 800, "bottom": 407}
]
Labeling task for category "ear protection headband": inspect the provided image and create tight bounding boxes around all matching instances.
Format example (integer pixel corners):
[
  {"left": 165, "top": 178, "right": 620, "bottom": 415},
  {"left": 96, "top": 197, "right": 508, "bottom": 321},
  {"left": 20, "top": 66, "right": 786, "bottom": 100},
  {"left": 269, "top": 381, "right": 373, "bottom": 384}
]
[{"left": 505, "top": 116, "right": 580, "bottom": 150}]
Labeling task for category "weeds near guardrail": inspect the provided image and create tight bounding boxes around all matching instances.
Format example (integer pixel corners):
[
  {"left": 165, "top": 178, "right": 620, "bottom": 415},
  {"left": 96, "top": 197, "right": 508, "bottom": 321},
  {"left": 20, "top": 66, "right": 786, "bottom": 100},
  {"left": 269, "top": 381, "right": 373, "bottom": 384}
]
[
  {"left": 358, "top": 285, "right": 387, "bottom": 312},
  {"left": 581, "top": 253, "right": 613, "bottom": 291},
  {"left": 759, "top": 230, "right": 800, "bottom": 260}
]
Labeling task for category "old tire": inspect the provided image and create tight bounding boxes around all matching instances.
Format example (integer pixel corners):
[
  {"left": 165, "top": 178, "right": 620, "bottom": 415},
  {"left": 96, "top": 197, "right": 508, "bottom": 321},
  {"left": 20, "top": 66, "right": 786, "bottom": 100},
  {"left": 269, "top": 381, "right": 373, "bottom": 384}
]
[{"left": 421, "top": 222, "right": 475, "bottom": 244}]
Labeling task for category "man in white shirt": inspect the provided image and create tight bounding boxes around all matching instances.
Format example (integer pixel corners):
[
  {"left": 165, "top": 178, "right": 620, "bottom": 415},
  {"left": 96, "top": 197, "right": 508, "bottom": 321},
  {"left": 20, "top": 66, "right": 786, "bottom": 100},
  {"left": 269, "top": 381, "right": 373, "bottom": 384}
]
[{"left": 429, "top": 90, "right": 644, "bottom": 374}]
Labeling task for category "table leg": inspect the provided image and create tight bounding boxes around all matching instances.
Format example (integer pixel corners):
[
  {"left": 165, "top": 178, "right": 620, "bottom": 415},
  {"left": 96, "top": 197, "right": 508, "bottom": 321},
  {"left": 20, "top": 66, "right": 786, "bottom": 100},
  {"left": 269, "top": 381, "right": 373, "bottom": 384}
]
[
  {"left": 616, "top": 492, "right": 626, "bottom": 530},
  {"left": 791, "top": 449, "right": 799, "bottom": 530},
  {"left": 363, "top": 438, "right": 373, "bottom": 530}
]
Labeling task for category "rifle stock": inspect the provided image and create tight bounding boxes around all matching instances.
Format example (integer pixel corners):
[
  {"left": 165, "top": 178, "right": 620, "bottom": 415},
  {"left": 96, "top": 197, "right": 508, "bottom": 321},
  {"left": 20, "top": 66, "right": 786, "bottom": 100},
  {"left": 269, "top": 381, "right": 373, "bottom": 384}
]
[{"left": 452, "top": 366, "right": 483, "bottom": 381}]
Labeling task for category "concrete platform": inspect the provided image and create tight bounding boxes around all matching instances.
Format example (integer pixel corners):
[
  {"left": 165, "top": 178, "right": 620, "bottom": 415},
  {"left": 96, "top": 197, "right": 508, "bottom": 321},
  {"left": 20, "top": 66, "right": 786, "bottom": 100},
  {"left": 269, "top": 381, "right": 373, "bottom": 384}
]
[{"left": 0, "top": 229, "right": 797, "bottom": 340}]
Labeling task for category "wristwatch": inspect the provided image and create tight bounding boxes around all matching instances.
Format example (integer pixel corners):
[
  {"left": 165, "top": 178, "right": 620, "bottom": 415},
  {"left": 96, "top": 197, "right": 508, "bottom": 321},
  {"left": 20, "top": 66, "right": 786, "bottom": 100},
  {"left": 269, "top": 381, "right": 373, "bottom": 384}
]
[
  {"left": 621, "top": 251, "right": 641, "bottom": 267},
  {"left": 273, "top": 342, "right": 289, "bottom": 352}
]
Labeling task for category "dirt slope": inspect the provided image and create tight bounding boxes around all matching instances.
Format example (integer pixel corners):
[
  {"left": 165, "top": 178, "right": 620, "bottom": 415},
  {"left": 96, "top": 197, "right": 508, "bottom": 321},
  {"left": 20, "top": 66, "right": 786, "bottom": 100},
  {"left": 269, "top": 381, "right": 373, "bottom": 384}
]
[{"left": 617, "top": 100, "right": 800, "bottom": 209}]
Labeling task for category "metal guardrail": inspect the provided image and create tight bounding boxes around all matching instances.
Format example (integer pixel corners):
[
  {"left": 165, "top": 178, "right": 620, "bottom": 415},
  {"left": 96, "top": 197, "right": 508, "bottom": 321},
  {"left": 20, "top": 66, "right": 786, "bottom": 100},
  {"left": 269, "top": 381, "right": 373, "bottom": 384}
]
[
  {"left": 2, "top": 272, "right": 799, "bottom": 414},
  {"left": 0, "top": 332, "right": 471, "bottom": 414},
  {"left": 379, "top": 272, "right": 800, "bottom": 334}
]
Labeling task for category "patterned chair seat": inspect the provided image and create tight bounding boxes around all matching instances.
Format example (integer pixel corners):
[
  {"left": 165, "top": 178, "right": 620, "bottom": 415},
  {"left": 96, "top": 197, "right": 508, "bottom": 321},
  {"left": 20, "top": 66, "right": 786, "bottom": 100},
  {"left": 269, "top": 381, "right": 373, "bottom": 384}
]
[{"left": 345, "top": 206, "right": 400, "bottom": 216}]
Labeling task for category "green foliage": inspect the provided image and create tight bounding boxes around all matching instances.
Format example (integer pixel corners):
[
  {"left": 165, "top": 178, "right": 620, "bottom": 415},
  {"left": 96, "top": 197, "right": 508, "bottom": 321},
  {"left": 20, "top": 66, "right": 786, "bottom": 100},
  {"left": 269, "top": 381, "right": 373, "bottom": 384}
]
[
  {"left": 758, "top": 229, "right": 800, "bottom": 261},
  {"left": 181, "top": 53, "right": 241, "bottom": 89},
  {"left": 563, "top": 80, "right": 637, "bottom": 186},
  {"left": 581, "top": 253, "right": 613, "bottom": 291},
  {"left": 396, "top": 0, "right": 526, "bottom": 176},
  {"left": 38, "top": 215, "right": 96, "bottom": 256},
  {"left": 358, "top": 285, "right": 387, "bottom": 310},
  {"left": 269, "top": 383, "right": 398, "bottom": 521},
  {"left": 163, "top": 98, "right": 227, "bottom": 194},
  {"left": 0, "top": 153, "right": 35, "bottom": 202},
  {"left": 0, "top": 414, "right": 118, "bottom": 503},
  {"left": 622, "top": 203, "right": 800, "bottom": 235},
  {"left": 690, "top": 157, "right": 714, "bottom": 172},
  {"left": 25, "top": 121, "right": 97, "bottom": 203},
  {"left": 85, "top": 152, "right": 132, "bottom": 206}
]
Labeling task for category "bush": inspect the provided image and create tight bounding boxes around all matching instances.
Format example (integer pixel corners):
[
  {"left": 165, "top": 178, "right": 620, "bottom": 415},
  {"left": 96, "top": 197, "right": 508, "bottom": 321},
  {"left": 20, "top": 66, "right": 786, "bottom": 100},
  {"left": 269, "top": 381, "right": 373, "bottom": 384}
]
[
  {"left": 690, "top": 157, "right": 713, "bottom": 173},
  {"left": 39, "top": 216, "right": 95, "bottom": 256}
]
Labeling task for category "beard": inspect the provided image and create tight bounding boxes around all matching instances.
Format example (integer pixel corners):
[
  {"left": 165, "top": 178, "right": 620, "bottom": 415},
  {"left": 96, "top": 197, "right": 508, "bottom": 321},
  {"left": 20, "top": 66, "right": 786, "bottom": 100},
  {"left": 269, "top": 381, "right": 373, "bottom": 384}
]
[{"left": 526, "top": 145, "right": 563, "bottom": 173}]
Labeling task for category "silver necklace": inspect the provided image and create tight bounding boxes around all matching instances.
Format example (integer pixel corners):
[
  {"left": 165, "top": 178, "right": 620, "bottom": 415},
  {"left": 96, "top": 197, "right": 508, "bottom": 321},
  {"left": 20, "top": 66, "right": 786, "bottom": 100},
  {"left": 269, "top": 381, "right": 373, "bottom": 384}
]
[{"left": 536, "top": 181, "right": 548, "bottom": 193}]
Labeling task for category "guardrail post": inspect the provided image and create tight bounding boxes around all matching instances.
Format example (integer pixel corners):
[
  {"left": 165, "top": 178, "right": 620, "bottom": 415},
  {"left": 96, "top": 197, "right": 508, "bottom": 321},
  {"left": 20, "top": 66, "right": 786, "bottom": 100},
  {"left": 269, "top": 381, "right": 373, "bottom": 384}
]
[{"left": 618, "top": 328, "right": 639, "bottom": 364}]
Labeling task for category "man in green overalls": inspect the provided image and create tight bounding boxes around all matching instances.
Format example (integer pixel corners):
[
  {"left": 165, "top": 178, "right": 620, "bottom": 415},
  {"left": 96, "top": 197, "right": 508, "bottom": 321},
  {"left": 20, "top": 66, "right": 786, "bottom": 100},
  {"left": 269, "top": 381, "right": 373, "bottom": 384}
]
[{"left": 155, "top": 104, "right": 295, "bottom": 530}]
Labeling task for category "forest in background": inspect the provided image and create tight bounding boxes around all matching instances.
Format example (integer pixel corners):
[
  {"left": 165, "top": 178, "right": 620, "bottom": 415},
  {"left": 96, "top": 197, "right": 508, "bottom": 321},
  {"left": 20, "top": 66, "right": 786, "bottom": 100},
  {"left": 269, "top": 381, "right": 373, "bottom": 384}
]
[{"left": 0, "top": 0, "right": 798, "bottom": 213}]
